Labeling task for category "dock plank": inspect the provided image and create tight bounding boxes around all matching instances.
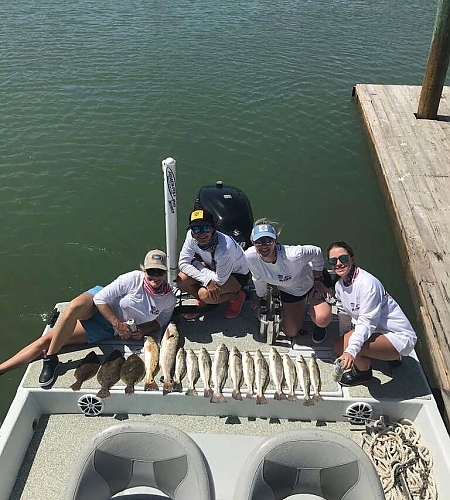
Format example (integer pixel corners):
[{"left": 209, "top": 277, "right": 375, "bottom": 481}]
[{"left": 355, "top": 84, "right": 450, "bottom": 426}]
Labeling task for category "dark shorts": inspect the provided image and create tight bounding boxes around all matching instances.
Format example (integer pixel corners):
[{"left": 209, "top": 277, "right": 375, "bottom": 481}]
[
  {"left": 79, "top": 285, "right": 116, "bottom": 344},
  {"left": 232, "top": 272, "right": 251, "bottom": 289},
  {"left": 279, "top": 290, "right": 309, "bottom": 303},
  {"left": 279, "top": 269, "right": 333, "bottom": 304}
]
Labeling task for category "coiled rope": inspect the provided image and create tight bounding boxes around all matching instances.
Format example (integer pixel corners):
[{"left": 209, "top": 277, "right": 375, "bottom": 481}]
[{"left": 362, "top": 418, "right": 437, "bottom": 500}]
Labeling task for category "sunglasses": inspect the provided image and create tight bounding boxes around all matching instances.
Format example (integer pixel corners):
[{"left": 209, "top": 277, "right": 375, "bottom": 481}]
[
  {"left": 254, "top": 238, "right": 275, "bottom": 246},
  {"left": 146, "top": 268, "right": 166, "bottom": 277},
  {"left": 328, "top": 255, "right": 350, "bottom": 265},
  {"left": 191, "top": 225, "right": 212, "bottom": 234}
]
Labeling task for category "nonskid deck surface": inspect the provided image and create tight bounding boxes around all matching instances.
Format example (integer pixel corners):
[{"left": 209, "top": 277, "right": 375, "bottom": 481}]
[{"left": 9, "top": 300, "right": 435, "bottom": 500}]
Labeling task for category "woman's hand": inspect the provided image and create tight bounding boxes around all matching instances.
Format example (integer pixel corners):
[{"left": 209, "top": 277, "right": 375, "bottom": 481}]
[
  {"left": 206, "top": 280, "right": 221, "bottom": 302},
  {"left": 336, "top": 352, "right": 354, "bottom": 371},
  {"left": 130, "top": 328, "right": 145, "bottom": 340},
  {"left": 115, "top": 321, "right": 132, "bottom": 340}
]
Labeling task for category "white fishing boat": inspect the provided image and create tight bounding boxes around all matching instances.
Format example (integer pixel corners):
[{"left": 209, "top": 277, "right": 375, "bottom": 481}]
[{"left": 0, "top": 158, "right": 449, "bottom": 500}]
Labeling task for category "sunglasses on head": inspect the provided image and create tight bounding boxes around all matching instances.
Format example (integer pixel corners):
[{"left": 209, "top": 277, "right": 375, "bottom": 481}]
[
  {"left": 146, "top": 268, "right": 166, "bottom": 277},
  {"left": 191, "top": 225, "right": 212, "bottom": 234},
  {"left": 328, "top": 254, "right": 350, "bottom": 265},
  {"left": 254, "top": 237, "right": 275, "bottom": 246}
]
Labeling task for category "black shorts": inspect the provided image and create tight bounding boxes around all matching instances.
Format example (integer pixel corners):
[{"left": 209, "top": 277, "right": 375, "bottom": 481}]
[
  {"left": 232, "top": 272, "right": 250, "bottom": 288},
  {"left": 279, "top": 290, "right": 309, "bottom": 303}
]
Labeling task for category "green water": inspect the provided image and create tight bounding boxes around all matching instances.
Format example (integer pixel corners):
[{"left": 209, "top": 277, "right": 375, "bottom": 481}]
[{"left": 0, "top": 0, "right": 443, "bottom": 420}]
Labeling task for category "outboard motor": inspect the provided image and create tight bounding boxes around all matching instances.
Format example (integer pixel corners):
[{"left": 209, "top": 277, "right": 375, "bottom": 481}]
[{"left": 193, "top": 181, "right": 254, "bottom": 249}]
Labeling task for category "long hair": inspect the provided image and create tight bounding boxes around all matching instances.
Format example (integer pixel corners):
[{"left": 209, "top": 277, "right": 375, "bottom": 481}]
[
  {"left": 326, "top": 241, "right": 355, "bottom": 285},
  {"left": 326, "top": 241, "right": 355, "bottom": 258}
]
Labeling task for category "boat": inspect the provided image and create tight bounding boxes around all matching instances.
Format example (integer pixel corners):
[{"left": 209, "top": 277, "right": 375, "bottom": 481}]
[{"left": 0, "top": 158, "right": 449, "bottom": 500}]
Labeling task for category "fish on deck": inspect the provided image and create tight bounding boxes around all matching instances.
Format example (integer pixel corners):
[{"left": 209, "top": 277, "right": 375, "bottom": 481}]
[
  {"left": 70, "top": 351, "right": 101, "bottom": 391},
  {"left": 211, "top": 343, "right": 229, "bottom": 404},
  {"left": 120, "top": 353, "right": 146, "bottom": 395},
  {"left": 160, "top": 322, "right": 180, "bottom": 395},
  {"left": 143, "top": 336, "right": 160, "bottom": 391},
  {"left": 96, "top": 350, "right": 125, "bottom": 399}
]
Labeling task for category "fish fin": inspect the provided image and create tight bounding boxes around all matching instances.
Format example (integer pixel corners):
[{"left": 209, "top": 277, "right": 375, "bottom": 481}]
[
  {"left": 210, "top": 392, "right": 227, "bottom": 403},
  {"left": 287, "top": 394, "right": 298, "bottom": 402},
  {"left": 232, "top": 389, "right": 243, "bottom": 401},
  {"left": 256, "top": 395, "right": 267, "bottom": 405},
  {"left": 203, "top": 388, "right": 213, "bottom": 398},
  {"left": 185, "top": 388, "right": 198, "bottom": 396},
  {"left": 125, "top": 385, "right": 135, "bottom": 395},
  {"left": 173, "top": 382, "right": 183, "bottom": 393},
  {"left": 96, "top": 388, "right": 110, "bottom": 399},
  {"left": 163, "top": 381, "right": 174, "bottom": 395},
  {"left": 70, "top": 381, "right": 82, "bottom": 391},
  {"left": 144, "top": 381, "right": 158, "bottom": 391}
]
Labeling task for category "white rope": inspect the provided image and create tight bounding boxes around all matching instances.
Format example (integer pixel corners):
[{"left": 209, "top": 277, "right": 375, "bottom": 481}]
[{"left": 361, "top": 418, "right": 437, "bottom": 500}]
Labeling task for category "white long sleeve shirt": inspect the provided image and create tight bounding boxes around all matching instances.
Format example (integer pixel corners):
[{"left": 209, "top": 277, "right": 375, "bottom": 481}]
[
  {"left": 335, "top": 267, "right": 416, "bottom": 358},
  {"left": 245, "top": 244, "right": 324, "bottom": 298},
  {"left": 93, "top": 270, "right": 176, "bottom": 328},
  {"left": 178, "top": 231, "right": 249, "bottom": 287}
]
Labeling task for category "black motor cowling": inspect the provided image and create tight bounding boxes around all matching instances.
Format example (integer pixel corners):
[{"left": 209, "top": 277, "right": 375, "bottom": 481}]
[{"left": 193, "top": 181, "right": 253, "bottom": 249}]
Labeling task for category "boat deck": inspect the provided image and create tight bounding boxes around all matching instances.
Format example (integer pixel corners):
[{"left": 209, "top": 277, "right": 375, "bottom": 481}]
[{"left": 5, "top": 300, "right": 441, "bottom": 500}]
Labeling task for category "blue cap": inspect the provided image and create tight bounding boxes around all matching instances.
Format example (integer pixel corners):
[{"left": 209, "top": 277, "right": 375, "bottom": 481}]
[{"left": 251, "top": 224, "right": 277, "bottom": 241}]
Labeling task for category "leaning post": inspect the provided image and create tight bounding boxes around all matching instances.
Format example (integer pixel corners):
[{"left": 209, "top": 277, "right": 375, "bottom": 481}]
[{"left": 417, "top": 0, "right": 450, "bottom": 119}]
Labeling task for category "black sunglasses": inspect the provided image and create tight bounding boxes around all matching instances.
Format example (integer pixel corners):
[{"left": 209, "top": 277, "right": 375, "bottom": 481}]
[
  {"left": 328, "top": 255, "right": 350, "bottom": 265},
  {"left": 146, "top": 268, "right": 166, "bottom": 277},
  {"left": 191, "top": 225, "right": 212, "bottom": 234}
]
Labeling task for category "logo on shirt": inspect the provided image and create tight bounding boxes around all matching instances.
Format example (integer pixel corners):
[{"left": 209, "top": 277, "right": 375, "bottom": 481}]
[
  {"left": 350, "top": 302, "right": 360, "bottom": 311},
  {"left": 278, "top": 275, "right": 291, "bottom": 282},
  {"left": 151, "top": 305, "right": 160, "bottom": 316}
]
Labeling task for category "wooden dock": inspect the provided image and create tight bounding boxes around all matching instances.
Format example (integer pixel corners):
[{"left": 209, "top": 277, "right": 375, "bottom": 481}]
[{"left": 354, "top": 84, "right": 450, "bottom": 427}]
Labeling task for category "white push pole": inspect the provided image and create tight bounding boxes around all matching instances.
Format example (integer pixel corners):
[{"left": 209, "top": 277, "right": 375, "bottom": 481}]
[{"left": 162, "top": 157, "right": 178, "bottom": 285}]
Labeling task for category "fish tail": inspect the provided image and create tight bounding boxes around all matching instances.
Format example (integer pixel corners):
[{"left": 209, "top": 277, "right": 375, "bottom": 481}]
[
  {"left": 210, "top": 392, "right": 227, "bottom": 403},
  {"left": 185, "top": 388, "right": 198, "bottom": 396},
  {"left": 173, "top": 382, "right": 183, "bottom": 393},
  {"left": 70, "top": 381, "right": 82, "bottom": 391},
  {"left": 274, "top": 391, "right": 287, "bottom": 401},
  {"left": 232, "top": 389, "right": 243, "bottom": 401},
  {"left": 96, "top": 388, "right": 110, "bottom": 399},
  {"left": 163, "top": 381, "right": 174, "bottom": 395},
  {"left": 256, "top": 394, "right": 267, "bottom": 405},
  {"left": 125, "top": 385, "right": 135, "bottom": 395},
  {"left": 144, "top": 381, "right": 158, "bottom": 391}
]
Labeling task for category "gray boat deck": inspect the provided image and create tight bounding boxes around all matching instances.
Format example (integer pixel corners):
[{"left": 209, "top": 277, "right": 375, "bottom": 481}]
[
  {"left": 8, "top": 300, "right": 434, "bottom": 500},
  {"left": 354, "top": 83, "right": 450, "bottom": 426}
]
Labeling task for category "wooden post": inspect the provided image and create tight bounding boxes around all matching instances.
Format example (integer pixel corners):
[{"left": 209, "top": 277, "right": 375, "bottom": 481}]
[{"left": 417, "top": 0, "right": 450, "bottom": 119}]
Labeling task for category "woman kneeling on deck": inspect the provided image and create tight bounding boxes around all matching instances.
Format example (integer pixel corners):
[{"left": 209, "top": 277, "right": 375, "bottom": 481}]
[
  {"left": 0, "top": 250, "right": 176, "bottom": 388},
  {"left": 329, "top": 241, "right": 417, "bottom": 387},
  {"left": 245, "top": 220, "right": 333, "bottom": 348}
]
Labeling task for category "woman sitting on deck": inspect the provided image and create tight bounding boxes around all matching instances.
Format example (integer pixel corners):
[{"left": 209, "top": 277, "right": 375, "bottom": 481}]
[
  {"left": 329, "top": 241, "right": 417, "bottom": 387},
  {"left": 0, "top": 249, "right": 176, "bottom": 388},
  {"left": 244, "top": 220, "right": 333, "bottom": 348}
]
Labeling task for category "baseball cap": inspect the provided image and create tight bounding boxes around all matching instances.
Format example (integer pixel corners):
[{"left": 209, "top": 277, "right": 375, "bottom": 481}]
[
  {"left": 251, "top": 224, "right": 277, "bottom": 241},
  {"left": 143, "top": 249, "right": 168, "bottom": 271},
  {"left": 188, "top": 208, "right": 215, "bottom": 227}
]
